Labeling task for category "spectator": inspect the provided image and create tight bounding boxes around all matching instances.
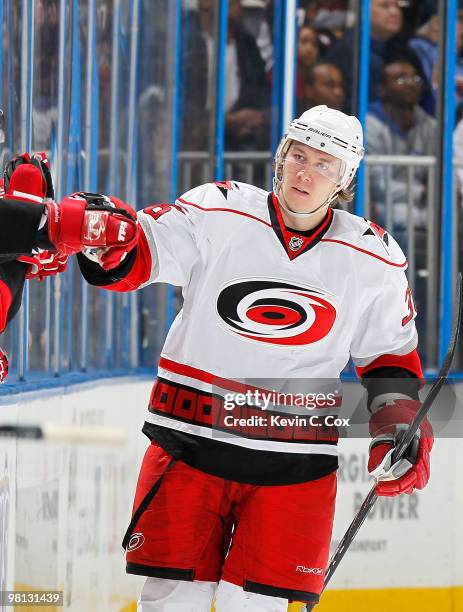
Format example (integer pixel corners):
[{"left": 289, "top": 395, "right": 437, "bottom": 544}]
[
  {"left": 409, "top": 0, "right": 463, "bottom": 116},
  {"left": 33, "top": 0, "right": 59, "bottom": 151},
  {"left": 325, "top": 0, "right": 407, "bottom": 112},
  {"left": 247, "top": 1, "right": 274, "bottom": 74},
  {"left": 310, "top": 0, "right": 350, "bottom": 33},
  {"left": 296, "top": 25, "right": 320, "bottom": 114},
  {"left": 302, "top": 61, "right": 345, "bottom": 113},
  {"left": 181, "top": 0, "right": 270, "bottom": 152},
  {"left": 298, "top": 0, "right": 319, "bottom": 26},
  {"left": 366, "top": 57, "right": 436, "bottom": 232},
  {"left": 240, "top": 0, "right": 267, "bottom": 39},
  {"left": 178, "top": 7, "right": 209, "bottom": 152},
  {"left": 255, "top": 13, "right": 274, "bottom": 74},
  {"left": 367, "top": 56, "right": 437, "bottom": 336},
  {"left": 223, "top": 0, "right": 271, "bottom": 151}
]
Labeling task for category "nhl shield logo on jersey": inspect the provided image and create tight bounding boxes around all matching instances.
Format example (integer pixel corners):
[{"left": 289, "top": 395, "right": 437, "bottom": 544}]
[
  {"left": 288, "top": 236, "right": 304, "bottom": 251},
  {"left": 216, "top": 279, "right": 337, "bottom": 346}
]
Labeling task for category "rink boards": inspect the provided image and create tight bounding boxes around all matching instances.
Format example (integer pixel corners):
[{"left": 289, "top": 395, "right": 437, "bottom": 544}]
[{"left": 0, "top": 378, "right": 462, "bottom": 612}]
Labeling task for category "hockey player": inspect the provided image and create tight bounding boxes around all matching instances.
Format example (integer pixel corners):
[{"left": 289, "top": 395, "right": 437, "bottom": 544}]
[
  {"left": 0, "top": 152, "right": 60, "bottom": 382},
  {"left": 75, "top": 105, "right": 432, "bottom": 611},
  {"left": 0, "top": 153, "right": 138, "bottom": 383}
]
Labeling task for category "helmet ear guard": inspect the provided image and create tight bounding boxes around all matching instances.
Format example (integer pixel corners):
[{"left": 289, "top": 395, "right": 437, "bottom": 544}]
[{"left": 273, "top": 140, "right": 290, "bottom": 184}]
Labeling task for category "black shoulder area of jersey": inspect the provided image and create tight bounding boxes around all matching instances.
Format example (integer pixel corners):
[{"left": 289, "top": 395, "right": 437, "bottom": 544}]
[
  {"left": 214, "top": 180, "right": 240, "bottom": 201},
  {"left": 77, "top": 247, "right": 138, "bottom": 287},
  {"left": 362, "top": 226, "right": 389, "bottom": 246},
  {"left": 0, "top": 199, "right": 45, "bottom": 255}
]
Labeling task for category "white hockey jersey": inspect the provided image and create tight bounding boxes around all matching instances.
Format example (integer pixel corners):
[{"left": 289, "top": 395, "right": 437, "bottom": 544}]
[{"left": 79, "top": 181, "right": 421, "bottom": 484}]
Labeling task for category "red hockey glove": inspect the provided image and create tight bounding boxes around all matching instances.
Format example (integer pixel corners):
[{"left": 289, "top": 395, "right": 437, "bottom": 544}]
[
  {"left": 97, "top": 196, "right": 139, "bottom": 269},
  {"left": 17, "top": 251, "right": 68, "bottom": 280},
  {"left": 3, "top": 151, "right": 54, "bottom": 202},
  {"left": 0, "top": 347, "right": 8, "bottom": 383},
  {"left": 2, "top": 153, "right": 67, "bottom": 275},
  {"left": 69, "top": 193, "right": 140, "bottom": 269},
  {"left": 368, "top": 399, "right": 433, "bottom": 497},
  {"left": 47, "top": 192, "right": 139, "bottom": 257}
]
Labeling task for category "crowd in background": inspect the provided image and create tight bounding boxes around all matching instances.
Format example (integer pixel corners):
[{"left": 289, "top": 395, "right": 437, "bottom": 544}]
[
  {"left": 178, "top": 0, "right": 463, "bottom": 347},
  {"left": 2, "top": 0, "right": 462, "bottom": 371},
  {"left": 22, "top": 0, "right": 463, "bottom": 218},
  {"left": 182, "top": 0, "right": 462, "bottom": 151},
  {"left": 180, "top": 0, "right": 462, "bottom": 226}
]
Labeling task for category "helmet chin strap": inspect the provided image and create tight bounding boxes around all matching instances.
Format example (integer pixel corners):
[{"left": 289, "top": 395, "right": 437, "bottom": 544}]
[{"left": 275, "top": 185, "right": 339, "bottom": 218}]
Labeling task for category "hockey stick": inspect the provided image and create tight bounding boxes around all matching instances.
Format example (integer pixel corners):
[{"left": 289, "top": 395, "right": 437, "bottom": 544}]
[
  {"left": 0, "top": 423, "right": 127, "bottom": 445},
  {"left": 304, "top": 273, "right": 463, "bottom": 612}
]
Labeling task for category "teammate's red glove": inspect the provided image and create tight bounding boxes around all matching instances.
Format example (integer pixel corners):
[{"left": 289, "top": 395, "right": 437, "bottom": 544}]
[
  {"left": 17, "top": 251, "right": 68, "bottom": 280},
  {"left": 48, "top": 192, "right": 139, "bottom": 258},
  {"left": 368, "top": 399, "right": 433, "bottom": 497},
  {"left": 3, "top": 151, "right": 54, "bottom": 202},
  {"left": 0, "top": 347, "right": 8, "bottom": 383},
  {"left": 2, "top": 152, "right": 69, "bottom": 275}
]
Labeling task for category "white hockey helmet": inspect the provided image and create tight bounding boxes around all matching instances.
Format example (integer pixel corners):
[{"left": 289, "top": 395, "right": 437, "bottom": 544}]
[{"left": 274, "top": 105, "right": 365, "bottom": 198}]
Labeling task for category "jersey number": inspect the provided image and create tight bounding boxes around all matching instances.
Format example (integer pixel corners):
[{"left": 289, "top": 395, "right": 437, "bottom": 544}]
[
  {"left": 143, "top": 204, "right": 172, "bottom": 220},
  {"left": 402, "top": 287, "right": 417, "bottom": 327}
]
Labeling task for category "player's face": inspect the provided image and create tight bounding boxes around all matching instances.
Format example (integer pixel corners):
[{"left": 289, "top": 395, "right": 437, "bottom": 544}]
[{"left": 280, "top": 143, "right": 342, "bottom": 213}]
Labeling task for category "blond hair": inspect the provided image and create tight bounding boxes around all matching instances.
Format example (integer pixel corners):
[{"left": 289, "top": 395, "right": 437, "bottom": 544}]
[{"left": 335, "top": 185, "right": 355, "bottom": 204}]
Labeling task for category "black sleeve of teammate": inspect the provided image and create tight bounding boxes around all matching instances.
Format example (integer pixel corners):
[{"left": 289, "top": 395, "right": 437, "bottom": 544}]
[
  {"left": 76, "top": 247, "right": 138, "bottom": 286},
  {"left": 0, "top": 260, "right": 27, "bottom": 328},
  {"left": 0, "top": 199, "right": 46, "bottom": 254},
  {"left": 361, "top": 366, "right": 421, "bottom": 411}
]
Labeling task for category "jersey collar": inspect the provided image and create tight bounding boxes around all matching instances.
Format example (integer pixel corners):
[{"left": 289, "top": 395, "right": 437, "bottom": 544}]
[{"left": 268, "top": 192, "right": 333, "bottom": 260}]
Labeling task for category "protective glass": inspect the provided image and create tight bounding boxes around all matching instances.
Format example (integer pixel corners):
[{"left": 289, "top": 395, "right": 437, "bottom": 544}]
[
  {"left": 283, "top": 149, "right": 344, "bottom": 183},
  {"left": 0, "top": 110, "right": 4, "bottom": 144}
]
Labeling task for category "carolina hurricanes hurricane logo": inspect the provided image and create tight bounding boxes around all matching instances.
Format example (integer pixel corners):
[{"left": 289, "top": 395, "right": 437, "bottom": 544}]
[
  {"left": 127, "top": 533, "right": 145, "bottom": 552},
  {"left": 216, "top": 279, "right": 337, "bottom": 345}
]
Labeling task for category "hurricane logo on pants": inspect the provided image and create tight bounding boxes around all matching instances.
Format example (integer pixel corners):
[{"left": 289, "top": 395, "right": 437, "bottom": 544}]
[
  {"left": 216, "top": 279, "right": 336, "bottom": 345},
  {"left": 127, "top": 533, "right": 145, "bottom": 552}
]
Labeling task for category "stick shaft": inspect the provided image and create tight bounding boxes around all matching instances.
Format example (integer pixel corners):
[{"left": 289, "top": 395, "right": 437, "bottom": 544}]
[
  {"left": 0, "top": 423, "right": 127, "bottom": 445},
  {"left": 304, "top": 275, "right": 463, "bottom": 612}
]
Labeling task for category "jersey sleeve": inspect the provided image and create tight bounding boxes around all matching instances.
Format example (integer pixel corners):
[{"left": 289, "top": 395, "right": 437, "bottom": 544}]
[
  {"left": 136, "top": 198, "right": 200, "bottom": 287},
  {"left": 0, "top": 198, "right": 45, "bottom": 255},
  {"left": 0, "top": 260, "right": 27, "bottom": 331},
  {"left": 0, "top": 183, "right": 50, "bottom": 331},
  {"left": 77, "top": 184, "right": 210, "bottom": 292},
  {"left": 350, "top": 240, "right": 422, "bottom": 379}
]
